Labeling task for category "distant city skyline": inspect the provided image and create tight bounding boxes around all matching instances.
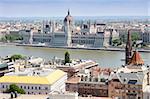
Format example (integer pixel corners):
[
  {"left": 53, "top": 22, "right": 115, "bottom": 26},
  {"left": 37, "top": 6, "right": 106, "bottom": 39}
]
[{"left": 0, "top": 0, "right": 149, "bottom": 17}]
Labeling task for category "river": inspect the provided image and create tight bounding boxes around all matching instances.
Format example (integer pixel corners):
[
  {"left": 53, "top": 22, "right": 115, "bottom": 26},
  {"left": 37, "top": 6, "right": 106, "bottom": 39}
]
[{"left": 0, "top": 45, "right": 149, "bottom": 67}]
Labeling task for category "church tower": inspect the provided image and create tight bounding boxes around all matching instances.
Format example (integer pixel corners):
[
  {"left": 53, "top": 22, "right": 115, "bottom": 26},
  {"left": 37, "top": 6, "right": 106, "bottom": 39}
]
[
  {"left": 64, "top": 9, "right": 73, "bottom": 46},
  {"left": 125, "top": 30, "right": 132, "bottom": 65}
]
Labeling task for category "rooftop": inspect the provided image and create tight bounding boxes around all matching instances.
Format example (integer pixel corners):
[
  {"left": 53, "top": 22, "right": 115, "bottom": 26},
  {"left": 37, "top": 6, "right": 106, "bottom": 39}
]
[
  {"left": 0, "top": 63, "right": 7, "bottom": 69},
  {"left": 65, "top": 60, "right": 98, "bottom": 69},
  {"left": 129, "top": 51, "right": 144, "bottom": 65},
  {"left": 0, "top": 69, "right": 66, "bottom": 85},
  {"left": 66, "top": 76, "right": 81, "bottom": 84},
  {"left": 116, "top": 72, "right": 144, "bottom": 85}
]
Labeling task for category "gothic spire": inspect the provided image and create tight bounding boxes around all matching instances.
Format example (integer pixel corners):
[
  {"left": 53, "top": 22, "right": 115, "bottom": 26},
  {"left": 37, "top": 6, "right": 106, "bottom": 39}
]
[
  {"left": 147, "top": 72, "right": 150, "bottom": 85},
  {"left": 125, "top": 30, "right": 132, "bottom": 65},
  {"left": 68, "top": 9, "right": 70, "bottom": 15}
]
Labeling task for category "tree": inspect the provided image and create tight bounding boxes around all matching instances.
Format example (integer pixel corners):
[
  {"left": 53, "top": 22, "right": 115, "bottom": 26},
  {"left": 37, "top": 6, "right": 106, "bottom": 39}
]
[
  {"left": 0, "top": 34, "right": 23, "bottom": 42},
  {"left": 64, "top": 51, "right": 71, "bottom": 64},
  {"left": 112, "top": 39, "right": 122, "bottom": 46},
  {"left": 7, "top": 84, "right": 25, "bottom": 94},
  {"left": 131, "top": 32, "right": 140, "bottom": 41},
  {"left": 0, "top": 37, "right": 7, "bottom": 42},
  {"left": 10, "top": 54, "right": 24, "bottom": 61},
  {"left": 120, "top": 32, "right": 140, "bottom": 43}
]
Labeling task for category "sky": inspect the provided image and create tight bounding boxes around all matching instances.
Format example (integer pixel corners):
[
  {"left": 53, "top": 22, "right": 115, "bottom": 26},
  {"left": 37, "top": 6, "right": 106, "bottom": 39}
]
[{"left": 0, "top": 0, "right": 149, "bottom": 17}]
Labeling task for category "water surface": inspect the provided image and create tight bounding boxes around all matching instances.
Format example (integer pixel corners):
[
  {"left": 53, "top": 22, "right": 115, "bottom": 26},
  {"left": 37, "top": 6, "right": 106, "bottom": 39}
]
[{"left": 0, "top": 45, "right": 149, "bottom": 67}]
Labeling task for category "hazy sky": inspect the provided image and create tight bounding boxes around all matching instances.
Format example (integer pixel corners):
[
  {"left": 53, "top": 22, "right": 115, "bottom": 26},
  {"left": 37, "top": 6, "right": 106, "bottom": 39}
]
[{"left": 0, "top": 0, "right": 149, "bottom": 17}]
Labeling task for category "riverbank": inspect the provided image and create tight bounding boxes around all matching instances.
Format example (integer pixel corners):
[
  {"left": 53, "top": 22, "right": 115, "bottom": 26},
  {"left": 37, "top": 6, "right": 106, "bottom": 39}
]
[
  {"left": 16, "top": 44, "right": 150, "bottom": 53},
  {"left": 0, "top": 42, "right": 150, "bottom": 53},
  {"left": 0, "top": 42, "right": 19, "bottom": 46}
]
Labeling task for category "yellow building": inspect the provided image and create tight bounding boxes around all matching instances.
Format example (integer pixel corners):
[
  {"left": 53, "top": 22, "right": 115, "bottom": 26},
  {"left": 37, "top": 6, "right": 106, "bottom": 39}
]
[{"left": 0, "top": 69, "right": 67, "bottom": 94}]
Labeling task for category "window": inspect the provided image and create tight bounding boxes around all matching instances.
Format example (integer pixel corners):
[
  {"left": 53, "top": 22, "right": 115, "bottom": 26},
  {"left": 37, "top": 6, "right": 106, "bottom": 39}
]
[
  {"left": 6, "top": 85, "right": 8, "bottom": 88},
  {"left": 28, "top": 86, "right": 30, "bottom": 89},
  {"left": 24, "top": 86, "right": 26, "bottom": 89},
  {"left": 20, "top": 86, "right": 22, "bottom": 88},
  {"left": 2, "top": 85, "right": 4, "bottom": 88},
  {"left": 31, "top": 86, "right": 33, "bottom": 89},
  {"left": 39, "top": 87, "right": 41, "bottom": 90},
  {"left": 66, "top": 84, "right": 69, "bottom": 88},
  {"left": 45, "top": 87, "right": 48, "bottom": 90},
  {"left": 138, "top": 97, "right": 141, "bottom": 99},
  {"left": 35, "top": 87, "right": 37, "bottom": 89}
]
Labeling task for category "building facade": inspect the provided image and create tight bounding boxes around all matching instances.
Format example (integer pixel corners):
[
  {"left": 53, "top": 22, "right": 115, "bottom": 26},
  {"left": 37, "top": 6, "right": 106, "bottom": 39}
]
[
  {"left": 142, "top": 27, "right": 150, "bottom": 45},
  {"left": 21, "top": 10, "right": 119, "bottom": 48},
  {"left": 108, "top": 72, "right": 143, "bottom": 99},
  {"left": 0, "top": 69, "right": 67, "bottom": 95},
  {"left": 66, "top": 67, "right": 109, "bottom": 97},
  {"left": 66, "top": 76, "right": 108, "bottom": 97},
  {"left": 143, "top": 71, "right": 150, "bottom": 99}
]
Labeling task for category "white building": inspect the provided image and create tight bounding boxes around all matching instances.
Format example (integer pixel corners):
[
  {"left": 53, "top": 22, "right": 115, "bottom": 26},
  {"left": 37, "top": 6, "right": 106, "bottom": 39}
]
[
  {"left": 0, "top": 68, "right": 67, "bottom": 95},
  {"left": 0, "top": 58, "right": 15, "bottom": 76},
  {"left": 21, "top": 10, "right": 119, "bottom": 48}
]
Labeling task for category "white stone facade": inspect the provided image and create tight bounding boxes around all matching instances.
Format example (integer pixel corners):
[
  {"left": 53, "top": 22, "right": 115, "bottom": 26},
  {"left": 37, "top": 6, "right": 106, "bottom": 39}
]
[{"left": 20, "top": 11, "right": 119, "bottom": 47}]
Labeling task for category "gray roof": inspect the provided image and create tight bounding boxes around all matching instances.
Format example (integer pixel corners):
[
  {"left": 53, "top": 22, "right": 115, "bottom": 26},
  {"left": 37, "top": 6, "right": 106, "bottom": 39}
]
[
  {"left": 117, "top": 72, "right": 144, "bottom": 85},
  {"left": 0, "top": 63, "right": 8, "bottom": 69}
]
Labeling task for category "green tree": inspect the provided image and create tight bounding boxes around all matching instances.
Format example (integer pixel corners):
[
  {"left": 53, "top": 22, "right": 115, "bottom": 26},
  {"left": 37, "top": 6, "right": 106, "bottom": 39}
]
[
  {"left": 10, "top": 54, "right": 24, "bottom": 61},
  {"left": 64, "top": 51, "right": 71, "bottom": 64},
  {"left": 131, "top": 32, "right": 140, "bottom": 41},
  {"left": 120, "top": 32, "right": 140, "bottom": 43},
  {"left": 0, "top": 37, "right": 6, "bottom": 42},
  {"left": 7, "top": 84, "right": 25, "bottom": 94},
  {"left": 0, "top": 34, "right": 23, "bottom": 42},
  {"left": 120, "top": 34, "right": 127, "bottom": 43},
  {"left": 112, "top": 39, "right": 122, "bottom": 46}
]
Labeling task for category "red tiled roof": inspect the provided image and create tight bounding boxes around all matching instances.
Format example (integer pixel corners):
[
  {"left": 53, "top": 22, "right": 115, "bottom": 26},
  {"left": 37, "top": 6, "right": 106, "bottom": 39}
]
[{"left": 129, "top": 51, "right": 144, "bottom": 65}]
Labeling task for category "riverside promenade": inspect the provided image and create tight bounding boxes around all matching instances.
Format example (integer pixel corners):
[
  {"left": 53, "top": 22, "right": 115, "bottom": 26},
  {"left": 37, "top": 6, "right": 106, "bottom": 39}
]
[
  {"left": 0, "top": 42, "right": 150, "bottom": 53},
  {"left": 16, "top": 43, "right": 150, "bottom": 53}
]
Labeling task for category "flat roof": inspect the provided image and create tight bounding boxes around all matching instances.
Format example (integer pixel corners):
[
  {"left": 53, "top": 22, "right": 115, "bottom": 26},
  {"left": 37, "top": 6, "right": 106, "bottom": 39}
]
[
  {"left": 0, "top": 63, "right": 7, "bottom": 69},
  {"left": 66, "top": 76, "right": 81, "bottom": 84}
]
